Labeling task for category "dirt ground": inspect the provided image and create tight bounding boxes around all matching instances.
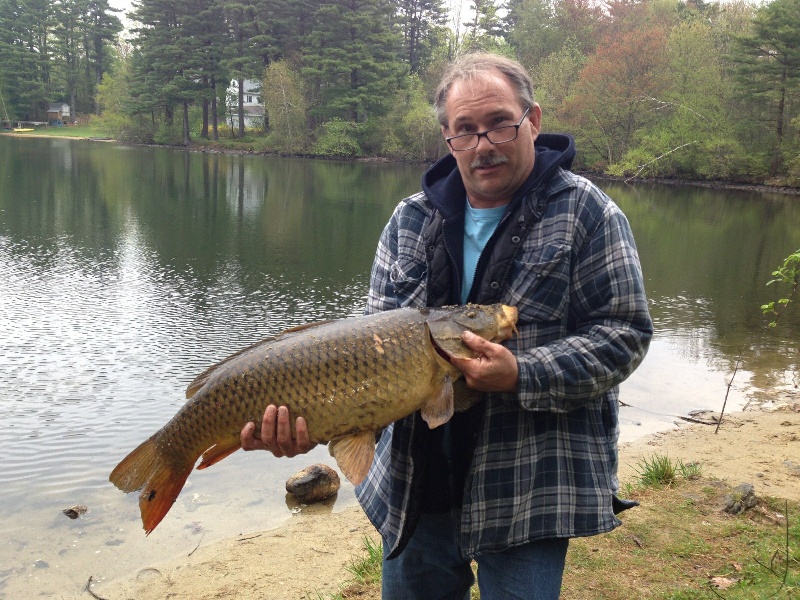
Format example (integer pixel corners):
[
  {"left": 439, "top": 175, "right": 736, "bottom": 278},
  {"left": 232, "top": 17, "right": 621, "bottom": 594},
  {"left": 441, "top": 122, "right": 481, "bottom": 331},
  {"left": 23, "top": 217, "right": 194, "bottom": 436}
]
[{"left": 84, "top": 403, "right": 800, "bottom": 600}]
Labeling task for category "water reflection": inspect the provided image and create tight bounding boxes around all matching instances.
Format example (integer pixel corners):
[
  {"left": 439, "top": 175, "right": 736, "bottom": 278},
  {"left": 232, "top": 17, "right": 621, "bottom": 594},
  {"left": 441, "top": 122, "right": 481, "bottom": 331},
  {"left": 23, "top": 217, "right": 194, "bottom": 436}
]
[
  {"left": 0, "top": 136, "right": 798, "bottom": 597},
  {"left": 606, "top": 181, "right": 800, "bottom": 395}
]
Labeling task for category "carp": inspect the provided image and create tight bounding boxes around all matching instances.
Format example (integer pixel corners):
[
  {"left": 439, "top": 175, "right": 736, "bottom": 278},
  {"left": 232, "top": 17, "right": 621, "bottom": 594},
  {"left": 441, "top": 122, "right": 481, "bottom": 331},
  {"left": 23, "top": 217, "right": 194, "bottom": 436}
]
[{"left": 109, "top": 303, "right": 518, "bottom": 534}]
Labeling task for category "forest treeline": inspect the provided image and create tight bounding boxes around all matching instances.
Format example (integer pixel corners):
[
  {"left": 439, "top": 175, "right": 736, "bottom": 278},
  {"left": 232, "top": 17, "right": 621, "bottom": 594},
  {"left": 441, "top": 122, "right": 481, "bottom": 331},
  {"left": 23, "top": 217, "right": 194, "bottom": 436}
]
[{"left": 1, "top": 0, "right": 799, "bottom": 185}]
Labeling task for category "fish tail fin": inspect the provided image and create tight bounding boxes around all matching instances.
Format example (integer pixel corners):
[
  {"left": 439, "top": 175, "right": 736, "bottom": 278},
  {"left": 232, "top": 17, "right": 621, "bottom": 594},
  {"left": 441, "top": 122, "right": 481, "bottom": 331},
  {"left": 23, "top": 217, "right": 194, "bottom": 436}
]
[{"left": 109, "top": 435, "right": 193, "bottom": 535}]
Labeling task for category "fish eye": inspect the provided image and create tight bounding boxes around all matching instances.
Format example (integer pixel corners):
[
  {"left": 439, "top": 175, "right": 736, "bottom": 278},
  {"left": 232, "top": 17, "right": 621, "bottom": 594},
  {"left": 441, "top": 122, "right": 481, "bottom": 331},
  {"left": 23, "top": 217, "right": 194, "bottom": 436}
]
[{"left": 466, "top": 310, "right": 476, "bottom": 318}]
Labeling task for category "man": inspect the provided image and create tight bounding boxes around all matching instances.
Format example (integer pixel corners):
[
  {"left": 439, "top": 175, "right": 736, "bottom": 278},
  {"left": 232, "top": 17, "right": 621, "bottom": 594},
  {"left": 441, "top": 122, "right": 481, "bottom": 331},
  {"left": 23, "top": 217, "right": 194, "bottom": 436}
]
[{"left": 242, "top": 53, "right": 653, "bottom": 599}]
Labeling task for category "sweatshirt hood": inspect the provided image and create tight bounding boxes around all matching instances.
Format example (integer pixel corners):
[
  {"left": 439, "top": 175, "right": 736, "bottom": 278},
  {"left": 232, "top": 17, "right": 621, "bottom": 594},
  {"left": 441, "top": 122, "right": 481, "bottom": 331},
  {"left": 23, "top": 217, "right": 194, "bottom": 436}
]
[{"left": 422, "top": 133, "right": 576, "bottom": 218}]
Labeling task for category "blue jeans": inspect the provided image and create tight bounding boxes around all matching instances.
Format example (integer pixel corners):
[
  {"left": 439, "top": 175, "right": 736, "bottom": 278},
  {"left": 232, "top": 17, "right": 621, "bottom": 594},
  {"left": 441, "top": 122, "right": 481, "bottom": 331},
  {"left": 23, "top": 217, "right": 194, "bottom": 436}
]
[{"left": 381, "top": 511, "right": 569, "bottom": 600}]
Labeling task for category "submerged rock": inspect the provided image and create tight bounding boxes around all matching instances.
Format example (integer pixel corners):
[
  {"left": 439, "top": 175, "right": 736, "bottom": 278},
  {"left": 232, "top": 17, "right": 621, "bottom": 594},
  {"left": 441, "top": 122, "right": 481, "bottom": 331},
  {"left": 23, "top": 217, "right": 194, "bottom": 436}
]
[{"left": 62, "top": 505, "right": 88, "bottom": 519}]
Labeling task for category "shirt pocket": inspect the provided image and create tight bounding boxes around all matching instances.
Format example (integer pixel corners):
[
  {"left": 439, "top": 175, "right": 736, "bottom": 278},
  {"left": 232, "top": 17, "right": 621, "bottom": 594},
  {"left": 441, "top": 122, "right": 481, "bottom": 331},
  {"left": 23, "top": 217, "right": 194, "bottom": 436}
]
[
  {"left": 505, "top": 243, "right": 570, "bottom": 324},
  {"left": 389, "top": 257, "right": 427, "bottom": 307}
]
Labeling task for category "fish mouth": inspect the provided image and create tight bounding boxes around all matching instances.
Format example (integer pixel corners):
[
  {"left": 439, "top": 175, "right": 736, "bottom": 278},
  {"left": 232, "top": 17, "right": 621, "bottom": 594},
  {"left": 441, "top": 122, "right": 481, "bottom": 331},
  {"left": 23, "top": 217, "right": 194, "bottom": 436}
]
[{"left": 497, "top": 305, "right": 518, "bottom": 340}]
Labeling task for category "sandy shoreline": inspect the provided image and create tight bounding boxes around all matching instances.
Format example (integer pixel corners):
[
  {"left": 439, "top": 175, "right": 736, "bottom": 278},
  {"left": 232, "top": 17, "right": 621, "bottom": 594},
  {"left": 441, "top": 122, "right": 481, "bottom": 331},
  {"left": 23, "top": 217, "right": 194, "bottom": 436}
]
[{"left": 73, "top": 403, "right": 799, "bottom": 600}]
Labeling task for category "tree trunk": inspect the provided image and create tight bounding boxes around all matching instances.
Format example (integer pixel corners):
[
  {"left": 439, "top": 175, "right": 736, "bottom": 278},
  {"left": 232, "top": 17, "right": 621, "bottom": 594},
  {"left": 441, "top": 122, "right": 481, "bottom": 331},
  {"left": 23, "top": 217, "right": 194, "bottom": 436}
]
[
  {"left": 201, "top": 77, "right": 209, "bottom": 139},
  {"left": 183, "top": 100, "right": 190, "bottom": 146},
  {"left": 211, "top": 77, "right": 219, "bottom": 141},
  {"left": 770, "top": 67, "right": 787, "bottom": 177},
  {"left": 238, "top": 77, "right": 245, "bottom": 138}
]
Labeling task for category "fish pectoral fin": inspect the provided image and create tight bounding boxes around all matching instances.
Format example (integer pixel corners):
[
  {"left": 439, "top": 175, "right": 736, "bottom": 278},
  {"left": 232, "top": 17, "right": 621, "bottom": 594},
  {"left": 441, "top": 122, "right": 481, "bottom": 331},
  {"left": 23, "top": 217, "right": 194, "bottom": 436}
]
[
  {"left": 328, "top": 432, "right": 376, "bottom": 486},
  {"left": 453, "top": 378, "right": 483, "bottom": 412},
  {"left": 197, "top": 437, "right": 242, "bottom": 470},
  {"left": 420, "top": 373, "right": 455, "bottom": 429}
]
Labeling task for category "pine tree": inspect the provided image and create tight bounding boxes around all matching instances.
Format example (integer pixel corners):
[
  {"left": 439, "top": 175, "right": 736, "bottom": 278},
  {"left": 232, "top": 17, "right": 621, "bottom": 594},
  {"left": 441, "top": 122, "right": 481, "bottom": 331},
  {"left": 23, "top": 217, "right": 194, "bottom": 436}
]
[
  {"left": 395, "top": 0, "right": 448, "bottom": 73},
  {"left": 84, "top": 0, "right": 123, "bottom": 114},
  {"left": 129, "top": 0, "right": 210, "bottom": 144},
  {"left": 729, "top": 0, "right": 800, "bottom": 176},
  {"left": 0, "top": 0, "right": 54, "bottom": 120},
  {"left": 301, "top": 0, "right": 405, "bottom": 124}
]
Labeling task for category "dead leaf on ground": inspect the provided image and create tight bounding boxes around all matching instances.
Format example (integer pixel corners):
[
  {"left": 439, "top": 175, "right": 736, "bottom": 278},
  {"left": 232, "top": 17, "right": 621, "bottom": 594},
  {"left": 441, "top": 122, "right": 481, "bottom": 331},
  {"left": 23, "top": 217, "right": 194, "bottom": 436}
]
[{"left": 710, "top": 576, "right": 738, "bottom": 590}]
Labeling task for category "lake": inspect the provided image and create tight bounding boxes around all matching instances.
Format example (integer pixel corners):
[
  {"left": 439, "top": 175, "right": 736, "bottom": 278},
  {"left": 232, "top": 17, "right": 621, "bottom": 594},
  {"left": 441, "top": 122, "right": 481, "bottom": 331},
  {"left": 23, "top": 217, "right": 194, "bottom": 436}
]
[{"left": 1, "top": 135, "right": 798, "bottom": 598}]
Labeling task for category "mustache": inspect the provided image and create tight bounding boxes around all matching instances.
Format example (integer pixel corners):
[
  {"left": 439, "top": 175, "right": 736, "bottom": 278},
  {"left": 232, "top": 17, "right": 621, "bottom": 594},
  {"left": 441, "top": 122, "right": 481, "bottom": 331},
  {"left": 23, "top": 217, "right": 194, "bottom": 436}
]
[{"left": 470, "top": 154, "right": 509, "bottom": 169}]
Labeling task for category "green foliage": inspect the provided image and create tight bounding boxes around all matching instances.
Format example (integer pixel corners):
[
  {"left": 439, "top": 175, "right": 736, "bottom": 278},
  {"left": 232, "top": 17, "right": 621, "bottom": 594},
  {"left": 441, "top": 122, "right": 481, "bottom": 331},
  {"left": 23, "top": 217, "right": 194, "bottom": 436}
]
[
  {"left": 697, "top": 138, "right": 755, "bottom": 181},
  {"left": 532, "top": 42, "right": 585, "bottom": 121},
  {"left": 0, "top": 0, "right": 120, "bottom": 121},
  {"left": 396, "top": 0, "right": 448, "bottom": 74},
  {"left": 301, "top": 0, "right": 406, "bottom": 125},
  {"left": 375, "top": 75, "right": 442, "bottom": 161},
  {"left": 263, "top": 60, "right": 309, "bottom": 153},
  {"left": 94, "top": 54, "right": 157, "bottom": 143},
  {"left": 95, "top": 112, "right": 155, "bottom": 144},
  {"left": 313, "top": 118, "right": 363, "bottom": 158},
  {"left": 154, "top": 121, "right": 185, "bottom": 146},
  {"left": 761, "top": 249, "right": 800, "bottom": 328},
  {"left": 728, "top": 0, "right": 800, "bottom": 176}
]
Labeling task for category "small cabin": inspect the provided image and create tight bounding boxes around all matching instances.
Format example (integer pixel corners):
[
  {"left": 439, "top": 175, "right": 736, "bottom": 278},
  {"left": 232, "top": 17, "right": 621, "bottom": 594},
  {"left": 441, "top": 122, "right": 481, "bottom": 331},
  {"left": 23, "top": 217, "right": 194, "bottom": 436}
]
[{"left": 47, "top": 103, "right": 71, "bottom": 125}]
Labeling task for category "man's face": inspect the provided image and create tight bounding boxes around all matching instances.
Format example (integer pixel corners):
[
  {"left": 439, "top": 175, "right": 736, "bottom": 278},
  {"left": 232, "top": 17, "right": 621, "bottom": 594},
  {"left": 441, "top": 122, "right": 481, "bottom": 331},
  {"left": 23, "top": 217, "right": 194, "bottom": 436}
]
[{"left": 442, "top": 72, "right": 541, "bottom": 209}]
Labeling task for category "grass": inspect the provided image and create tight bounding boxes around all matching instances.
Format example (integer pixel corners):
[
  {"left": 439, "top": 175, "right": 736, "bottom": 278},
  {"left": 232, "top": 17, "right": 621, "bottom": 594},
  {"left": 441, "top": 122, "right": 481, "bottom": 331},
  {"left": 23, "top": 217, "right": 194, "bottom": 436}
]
[
  {"left": 632, "top": 453, "right": 704, "bottom": 487},
  {"left": 2, "top": 123, "right": 113, "bottom": 138},
  {"left": 310, "top": 535, "right": 383, "bottom": 600},
  {"left": 322, "top": 455, "right": 799, "bottom": 599},
  {"left": 562, "top": 481, "right": 798, "bottom": 599}
]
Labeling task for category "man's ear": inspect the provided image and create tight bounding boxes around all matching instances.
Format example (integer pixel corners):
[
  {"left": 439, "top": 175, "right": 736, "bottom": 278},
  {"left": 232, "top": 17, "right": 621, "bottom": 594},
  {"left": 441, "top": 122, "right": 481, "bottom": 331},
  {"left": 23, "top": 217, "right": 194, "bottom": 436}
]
[
  {"left": 441, "top": 126, "right": 453, "bottom": 154},
  {"left": 528, "top": 103, "right": 543, "bottom": 137}
]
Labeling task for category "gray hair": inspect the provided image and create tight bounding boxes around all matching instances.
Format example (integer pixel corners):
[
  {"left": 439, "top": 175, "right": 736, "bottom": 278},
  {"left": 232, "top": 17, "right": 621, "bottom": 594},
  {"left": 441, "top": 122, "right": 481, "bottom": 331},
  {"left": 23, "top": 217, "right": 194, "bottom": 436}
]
[{"left": 434, "top": 53, "right": 535, "bottom": 128}]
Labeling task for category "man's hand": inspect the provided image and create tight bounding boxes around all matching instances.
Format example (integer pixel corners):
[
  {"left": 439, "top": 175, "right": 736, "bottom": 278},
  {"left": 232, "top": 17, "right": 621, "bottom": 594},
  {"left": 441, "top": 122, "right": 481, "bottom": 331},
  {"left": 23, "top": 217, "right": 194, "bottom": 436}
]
[
  {"left": 240, "top": 405, "right": 316, "bottom": 458},
  {"left": 449, "top": 331, "right": 519, "bottom": 392}
]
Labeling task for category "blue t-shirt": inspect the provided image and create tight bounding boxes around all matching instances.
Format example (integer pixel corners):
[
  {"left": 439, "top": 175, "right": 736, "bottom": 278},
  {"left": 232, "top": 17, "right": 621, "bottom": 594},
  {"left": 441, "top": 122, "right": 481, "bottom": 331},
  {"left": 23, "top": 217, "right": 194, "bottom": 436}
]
[{"left": 461, "top": 200, "right": 505, "bottom": 303}]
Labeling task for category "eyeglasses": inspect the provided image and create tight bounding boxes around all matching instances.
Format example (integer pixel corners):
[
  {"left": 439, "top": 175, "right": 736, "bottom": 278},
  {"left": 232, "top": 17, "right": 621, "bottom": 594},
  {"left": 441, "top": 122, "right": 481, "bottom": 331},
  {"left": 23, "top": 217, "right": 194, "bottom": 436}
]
[{"left": 445, "top": 107, "right": 530, "bottom": 152}]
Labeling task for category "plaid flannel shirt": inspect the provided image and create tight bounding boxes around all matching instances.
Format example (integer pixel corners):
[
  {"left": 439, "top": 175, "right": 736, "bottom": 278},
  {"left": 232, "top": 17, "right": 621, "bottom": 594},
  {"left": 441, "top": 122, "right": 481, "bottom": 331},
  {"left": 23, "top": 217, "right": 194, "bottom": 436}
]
[{"left": 355, "top": 162, "right": 653, "bottom": 559}]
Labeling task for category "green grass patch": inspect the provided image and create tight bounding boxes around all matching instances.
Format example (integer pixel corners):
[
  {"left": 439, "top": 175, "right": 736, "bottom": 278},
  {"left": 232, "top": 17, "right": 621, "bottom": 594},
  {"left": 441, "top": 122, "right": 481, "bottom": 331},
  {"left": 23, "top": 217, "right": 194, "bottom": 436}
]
[
  {"left": 3, "top": 123, "right": 114, "bottom": 138},
  {"left": 633, "top": 453, "right": 703, "bottom": 488},
  {"left": 562, "top": 481, "right": 799, "bottom": 599}
]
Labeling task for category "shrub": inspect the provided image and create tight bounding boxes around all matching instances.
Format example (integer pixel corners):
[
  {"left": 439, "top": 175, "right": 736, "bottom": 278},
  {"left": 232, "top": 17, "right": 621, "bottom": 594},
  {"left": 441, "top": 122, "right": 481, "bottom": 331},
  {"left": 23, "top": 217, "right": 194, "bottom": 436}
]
[{"left": 313, "top": 119, "right": 363, "bottom": 158}]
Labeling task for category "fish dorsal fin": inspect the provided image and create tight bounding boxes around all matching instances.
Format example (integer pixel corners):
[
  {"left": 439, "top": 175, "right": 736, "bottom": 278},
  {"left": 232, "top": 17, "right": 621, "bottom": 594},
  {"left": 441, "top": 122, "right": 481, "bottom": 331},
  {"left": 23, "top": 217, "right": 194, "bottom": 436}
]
[
  {"left": 185, "top": 320, "right": 335, "bottom": 398},
  {"left": 281, "top": 320, "right": 333, "bottom": 334},
  {"left": 328, "top": 431, "right": 376, "bottom": 486},
  {"left": 420, "top": 373, "right": 455, "bottom": 429}
]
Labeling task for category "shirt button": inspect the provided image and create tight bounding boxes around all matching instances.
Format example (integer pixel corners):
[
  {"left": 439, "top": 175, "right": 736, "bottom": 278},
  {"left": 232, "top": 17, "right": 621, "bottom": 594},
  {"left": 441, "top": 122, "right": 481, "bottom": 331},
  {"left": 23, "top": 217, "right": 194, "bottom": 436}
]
[
  {"left": 511, "top": 236, "right": 520, "bottom": 244},
  {"left": 490, "top": 281, "right": 500, "bottom": 290}
]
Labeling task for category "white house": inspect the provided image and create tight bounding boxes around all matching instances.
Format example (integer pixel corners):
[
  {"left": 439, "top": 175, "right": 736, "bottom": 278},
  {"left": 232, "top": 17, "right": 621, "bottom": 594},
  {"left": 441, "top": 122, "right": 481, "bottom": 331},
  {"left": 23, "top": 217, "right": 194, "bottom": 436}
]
[{"left": 226, "top": 79, "right": 265, "bottom": 130}]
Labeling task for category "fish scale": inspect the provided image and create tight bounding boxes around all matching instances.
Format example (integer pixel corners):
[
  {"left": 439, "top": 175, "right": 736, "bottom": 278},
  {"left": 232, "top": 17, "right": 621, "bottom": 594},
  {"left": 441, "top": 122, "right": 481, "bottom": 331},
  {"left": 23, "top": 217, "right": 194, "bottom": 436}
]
[{"left": 109, "top": 304, "right": 518, "bottom": 534}]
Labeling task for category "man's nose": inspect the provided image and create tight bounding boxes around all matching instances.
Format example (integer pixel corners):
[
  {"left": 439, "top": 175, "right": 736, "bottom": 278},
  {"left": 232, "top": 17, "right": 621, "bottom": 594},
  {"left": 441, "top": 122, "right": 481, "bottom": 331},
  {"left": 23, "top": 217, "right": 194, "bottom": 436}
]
[{"left": 475, "top": 132, "right": 495, "bottom": 153}]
